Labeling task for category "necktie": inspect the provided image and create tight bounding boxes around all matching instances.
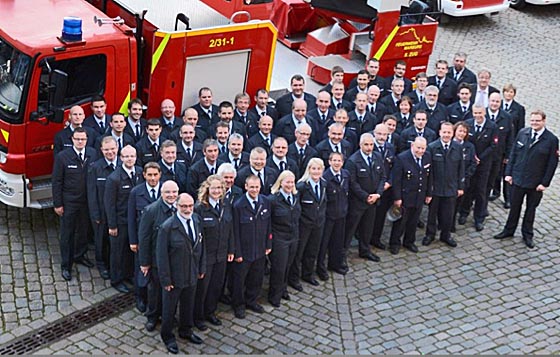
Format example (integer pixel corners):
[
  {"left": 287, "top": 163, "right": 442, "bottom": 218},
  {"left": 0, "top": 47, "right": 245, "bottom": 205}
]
[
  {"left": 337, "top": 103, "right": 342, "bottom": 109},
  {"left": 462, "top": 106, "right": 467, "bottom": 113},
  {"left": 252, "top": 200, "right": 258, "bottom": 212},
  {"left": 265, "top": 137, "right": 270, "bottom": 147},
  {"left": 418, "top": 131, "right": 423, "bottom": 137},
  {"left": 476, "top": 125, "right": 481, "bottom": 134},
  {"left": 504, "top": 103, "right": 509, "bottom": 111},
  {"left": 99, "top": 121, "right": 104, "bottom": 131},
  {"left": 215, "top": 202, "right": 220, "bottom": 214},
  {"left": 335, "top": 174, "right": 341, "bottom": 183},
  {"left": 420, "top": 95, "right": 424, "bottom": 103},
  {"left": 437, "top": 79, "right": 441, "bottom": 88},
  {"left": 210, "top": 167, "right": 215, "bottom": 175},
  {"left": 491, "top": 114, "right": 495, "bottom": 121},
  {"left": 280, "top": 161, "right": 286, "bottom": 171},
  {"left": 287, "top": 195, "right": 292, "bottom": 206},
  {"left": 169, "top": 166, "right": 174, "bottom": 176},
  {"left": 321, "top": 114, "right": 326, "bottom": 122},
  {"left": 109, "top": 162, "right": 115, "bottom": 171},
  {"left": 150, "top": 188, "right": 156, "bottom": 200},
  {"left": 444, "top": 144, "right": 449, "bottom": 153},
  {"left": 370, "top": 105, "right": 375, "bottom": 114},
  {"left": 221, "top": 146, "right": 226, "bottom": 154},
  {"left": 207, "top": 110, "right": 212, "bottom": 118},
  {"left": 171, "top": 206, "right": 177, "bottom": 214},
  {"left": 403, "top": 115, "right": 407, "bottom": 123},
  {"left": 367, "top": 155, "right": 373, "bottom": 167},
  {"left": 334, "top": 145, "right": 339, "bottom": 153},
  {"left": 185, "top": 148, "right": 192, "bottom": 162},
  {"left": 358, "top": 115, "right": 363, "bottom": 122},
  {"left": 314, "top": 184, "right": 320, "bottom": 200},
  {"left": 130, "top": 171, "right": 135, "bottom": 183},
  {"left": 257, "top": 171, "right": 263, "bottom": 185},
  {"left": 299, "top": 148, "right": 305, "bottom": 157},
  {"left": 79, "top": 152, "right": 84, "bottom": 163},
  {"left": 117, "top": 138, "right": 122, "bottom": 150},
  {"left": 261, "top": 111, "right": 266, "bottom": 117},
  {"left": 135, "top": 124, "right": 140, "bottom": 137},
  {"left": 233, "top": 158, "right": 239, "bottom": 169},
  {"left": 152, "top": 143, "right": 158, "bottom": 155},
  {"left": 416, "top": 157, "right": 421, "bottom": 168},
  {"left": 186, "top": 219, "right": 195, "bottom": 242},
  {"left": 379, "top": 146, "right": 385, "bottom": 156},
  {"left": 531, "top": 131, "right": 538, "bottom": 144},
  {"left": 454, "top": 72, "right": 459, "bottom": 81}
]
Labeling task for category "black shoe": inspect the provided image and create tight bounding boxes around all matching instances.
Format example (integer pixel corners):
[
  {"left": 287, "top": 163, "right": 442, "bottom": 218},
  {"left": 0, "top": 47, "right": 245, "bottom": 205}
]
[
  {"left": 317, "top": 271, "right": 329, "bottom": 281},
  {"left": 247, "top": 303, "right": 264, "bottom": 314},
  {"left": 206, "top": 315, "right": 222, "bottom": 326},
  {"left": 475, "top": 222, "right": 484, "bottom": 232},
  {"left": 62, "top": 269, "right": 72, "bottom": 281},
  {"left": 372, "top": 241, "right": 387, "bottom": 250},
  {"left": 422, "top": 236, "right": 435, "bottom": 246},
  {"left": 359, "top": 252, "right": 380, "bottom": 262},
  {"left": 219, "top": 294, "right": 232, "bottom": 305},
  {"left": 194, "top": 321, "right": 208, "bottom": 331},
  {"left": 403, "top": 243, "right": 419, "bottom": 253},
  {"left": 75, "top": 256, "right": 94, "bottom": 268},
  {"left": 268, "top": 300, "right": 281, "bottom": 308},
  {"left": 165, "top": 342, "right": 179, "bottom": 354},
  {"left": 136, "top": 298, "right": 147, "bottom": 313},
  {"left": 523, "top": 237, "right": 535, "bottom": 249},
  {"left": 289, "top": 282, "right": 303, "bottom": 292},
  {"left": 99, "top": 269, "right": 110, "bottom": 280},
  {"left": 494, "top": 231, "right": 514, "bottom": 239},
  {"left": 458, "top": 216, "right": 467, "bottom": 225},
  {"left": 111, "top": 282, "right": 130, "bottom": 294},
  {"left": 303, "top": 277, "right": 320, "bottom": 286},
  {"left": 417, "top": 220, "right": 425, "bottom": 229},
  {"left": 503, "top": 201, "right": 511, "bottom": 209},
  {"left": 234, "top": 307, "right": 246, "bottom": 319},
  {"left": 145, "top": 319, "right": 157, "bottom": 332},
  {"left": 389, "top": 246, "right": 400, "bottom": 255},
  {"left": 488, "top": 194, "right": 499, "bottom": 202},
  {"left": 281, "top": 291, "right": 291, "bottom": 301},
  {"left": 441, "top": 237, "right": 457, "bottom": 248},
  {"left": 450, "top": 225, "right": 456, "bottom": 233},
  {"left": 180, "top": 331, "right": 203, "bottom": 345}
]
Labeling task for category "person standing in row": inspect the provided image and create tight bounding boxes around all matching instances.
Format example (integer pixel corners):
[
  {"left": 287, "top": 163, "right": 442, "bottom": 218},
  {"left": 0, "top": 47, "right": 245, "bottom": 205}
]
[
  {"left": 268, "top": 171, "right": 301, "bottom": 307},
  {"left": 193, "top": 175, "right": 234, "bottom": 330}
]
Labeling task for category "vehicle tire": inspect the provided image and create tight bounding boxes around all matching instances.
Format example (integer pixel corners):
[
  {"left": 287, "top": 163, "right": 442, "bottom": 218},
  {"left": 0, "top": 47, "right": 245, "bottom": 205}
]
[{"left": 509, "top": 0, "right": 527, "bottom": 9}]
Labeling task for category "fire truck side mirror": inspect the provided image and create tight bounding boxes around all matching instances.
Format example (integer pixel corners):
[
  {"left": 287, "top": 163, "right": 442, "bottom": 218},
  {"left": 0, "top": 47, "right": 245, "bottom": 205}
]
[{"left": 49, "top": 70, "right": 68, "bottom": 123}]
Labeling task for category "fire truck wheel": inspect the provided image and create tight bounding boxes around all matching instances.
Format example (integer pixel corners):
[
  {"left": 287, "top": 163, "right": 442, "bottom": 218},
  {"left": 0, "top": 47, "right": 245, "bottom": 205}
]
[{"left": 509, "top": 0, "right": 527, "bottom": 10}]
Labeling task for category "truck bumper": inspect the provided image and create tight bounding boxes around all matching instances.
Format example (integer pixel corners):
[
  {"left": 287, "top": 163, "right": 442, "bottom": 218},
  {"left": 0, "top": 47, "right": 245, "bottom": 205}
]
[
  {"left": 0, "top": 171, "right": 53, "bottom": 209},
  {"left": 442, "top": 1, "right": 510, "bottom": 16}
]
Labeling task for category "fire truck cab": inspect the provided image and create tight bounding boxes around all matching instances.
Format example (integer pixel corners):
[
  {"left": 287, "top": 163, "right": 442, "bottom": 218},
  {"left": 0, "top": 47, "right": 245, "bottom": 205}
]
[{"left": 0, "top": 0, "right": 276, "bottom": 208}]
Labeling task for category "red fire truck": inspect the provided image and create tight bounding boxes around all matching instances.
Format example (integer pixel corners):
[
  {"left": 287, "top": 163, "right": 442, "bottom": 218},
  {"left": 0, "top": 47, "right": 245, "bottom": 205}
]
[{"left": 0, "top": 0, "right": 277, "bottom": 208}]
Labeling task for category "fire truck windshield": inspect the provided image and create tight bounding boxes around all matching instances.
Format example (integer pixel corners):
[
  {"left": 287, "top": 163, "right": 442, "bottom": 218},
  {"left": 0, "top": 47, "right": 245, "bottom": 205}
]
[{"left": 0, "top": 38, "right": 31, "bottom": 121}]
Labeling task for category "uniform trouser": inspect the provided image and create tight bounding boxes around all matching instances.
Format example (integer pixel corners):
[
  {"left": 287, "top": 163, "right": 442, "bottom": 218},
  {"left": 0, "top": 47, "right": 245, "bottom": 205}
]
[
  {"left": 110, "top": 224, "right": 133, "bottom": 284},
  {"left": 426, "top": 196, "right": 456, "bottom": 242},
  {"left": 344, "top": 205, "right": 377, "bottom": 256},
  {"left": 133, "top": 252, "right": 147, "bottom": 304},
  {"left": 268, "top": 238, "right": 298, "bottom": 305},
  {"left": 92, "top": 220, "right": 109, "bottom": 271},
  {"left": 503, "top": 184, "right": 543, "bottom": 239},
  {"left": 194, "top": 260, "right": 227, "bottom": 322},
  {"left": 371, "top": 189, "right": 393, "bottom": 245},
  {"left": 145, "top": 267, "right": 162, "bottom": 322},
  {"left": 389, "top": 206, "right": 421, "bottom": 248},
  {"left": 289, "top": 223, "right": 324, "bottom": 284},
  {"left": 487, "top": 156, "right": 503, "bottom": 196},
  {"left": 160, "top": 285, "right": 196, "bottom": 344},
  {"left": 231, "top": 256, "right": 265, "bottom": 309},
  {"left": 460, "top": 165, "right": 491, "bottom": 224},
  {"left": 317, "top": 217, "right": 346, "bottom": 274},
  {"left": 60, "top": 204, "right": 89, "bottom": 271}
]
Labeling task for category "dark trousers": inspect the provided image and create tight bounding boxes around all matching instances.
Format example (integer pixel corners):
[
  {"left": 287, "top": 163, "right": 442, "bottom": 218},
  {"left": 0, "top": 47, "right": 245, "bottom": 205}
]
[
  {"left": 503, "top": 184, "right": 543, "bottom": 239},
  {"left": 146, "top": 267, "right": 162, "bottom": 322},
  {"left": 317, "top": 217, "right": 346, "bottom": 274},
  {"left": 194, "top": 260, "right": 227, "bottom": 322},
  {"left": 460, "top": 164, "right": 491, "bottom": 224},
  {"left": 269, "top": 238, "right": 298, "bottom": 305},
  {"left": 92, "top": 220, "right": 109, "bottom": 271},
  {"left": 289, "top": 223, "right": 324, "bottom": 284},
  {"left": 345, "top": 205, "right": 377, "bottom": 256},
  {"left": 231, "top": 256, "right": 265, "bottom": 309},
  {"left": 160, "top": 285, "right": 196, "bottom": 344},
  {"left": 487, "top": 156, "right": 502, "bottom": 196},
  {"left": 133, "top": 252, "right": 147, "bottom": 304},
  {"left": 110, "top": 224, "right": 133, "bottom": 284},
  {"left": 371, "top": 188, "right": 393, "bottom": 245},
  {"left": 389, "top": 206, "right": 421, "bottom": 248},
  {"left": 59, "top": 204, "right": 89, "bottom": 271},
  {"left": 426, "top": 196, "right": 456, "bottom": 242}
]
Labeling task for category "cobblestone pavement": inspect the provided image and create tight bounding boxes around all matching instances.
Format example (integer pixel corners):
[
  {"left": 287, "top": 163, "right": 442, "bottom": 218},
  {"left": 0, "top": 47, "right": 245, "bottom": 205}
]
[{"left": 2, "top": 4, "right": 560, "bottom": 354}]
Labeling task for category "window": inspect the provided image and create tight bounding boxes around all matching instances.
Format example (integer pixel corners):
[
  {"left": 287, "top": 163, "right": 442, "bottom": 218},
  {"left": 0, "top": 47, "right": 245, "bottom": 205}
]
[{"left": 0, "top": 37, "right": 32, "bottom": 120}]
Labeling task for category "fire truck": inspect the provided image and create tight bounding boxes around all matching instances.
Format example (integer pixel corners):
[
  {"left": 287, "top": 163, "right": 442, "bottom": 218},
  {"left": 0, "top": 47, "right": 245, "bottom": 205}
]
[
  {"left": 429, "top": 0, "right": 509, "bottom": 17},
  {"left": 0, "top": 0, "right": 277, "bottom": 208}
]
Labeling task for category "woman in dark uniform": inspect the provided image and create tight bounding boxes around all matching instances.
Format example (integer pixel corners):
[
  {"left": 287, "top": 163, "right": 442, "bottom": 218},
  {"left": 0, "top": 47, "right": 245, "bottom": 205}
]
[
  {"left": 267, "top": 170, "right": 301, "bottom": 307},
  {"left": 452, "top": 121, "right": 477, "bottom": 232},
  {"left": 193, "top": 174, "right": 234, "bottom": 330}
]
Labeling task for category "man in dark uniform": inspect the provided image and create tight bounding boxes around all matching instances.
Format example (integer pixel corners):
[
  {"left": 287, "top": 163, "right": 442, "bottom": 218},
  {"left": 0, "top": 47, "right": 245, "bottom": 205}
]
[
  {"left": 422, "top": 122, "right": 465, "bottom": 248},
  {"left": 399, "top": 110, "right": 437, "bottom": 153},
  {"left": 447, "top": 52, "right": 477, "bottom": 86},
  {"left": 219, "top": 133, "right": 249, "bottom": 171},
  {"left": 349, "top": 58, "right": 385, "bottom": 94},
  {"left": 231, "top": 175, "right": 272, "bottom": 319},
  {"left": 330, "top": 82, "right": 353, "bottom": 113},
  {"left": 123, "top": 98, "right": 147, "bottom": 144},
  {"left": 187, "top": 139, "right": 224, "bottom": 199},
  {"left": 389, "top": 137, "right": 432, "bottom": 254},
  {"left": 287, "top": 123, "right": 319, "bottom": 179},
  {"left": 175, "top": 124, "right": 204, "bottom": 168},
  {"left": 157, "top": 193, "right": 205, "bottom": 354},
  {"left": 308, "top": 91, "right": 335, "bottom": 141},
  {"left": 266, "top": 137, "right": 300, "bottom": 179},
  {"left": 233, "top": 92, "right": 259, "bottom": 138},
  {"left": 428, "top": 60, "right": 458, "bottom": 106},
  {"left": 250, "top": 89, "right": 279, "bottom": 122},
  {"left": 191, "top": 87, "right": 220, "bottom": 130},
  {"left": 414, "top": 85, "right": 450, "bottom": 133},
  {"left": 447, "top": 83, "right": 474, "bottom": 124},
  {"left": 379, "top": 78, "right": 405, "bottom": 115},
  {"left": 274, "top": 74, "right": 317, "bottom": 118},
  {"left": 87, "top": 136, "right": 119, "bottom": 280},
  {"left": 345, "top": 70, "right": 370, "bottom": 103},
  {"left": 128, "top": 162, "right": 162, "bottom": 313},
  {"left": 347, "top": 93, "right": 378, "bottom": 137},
  {"left": 158, "top": 140, "right": 188, "bottom": 194},
  {"left": 83, "top": 95, "right": 110, "bottom": 135},
  {"left": 104, "top": 145, "right": 144, "bottom": 293},
  {"left": 53, "top": 105, "right": 97, "bottom": 155},
  {"left": 95, "top": 112, "right": 135, "bottom": 155},
  {"left": 235, "top": 147, "right": 278, "bottom": 195},
  {"left": 52, "top": 127, "right": 97, "bottom": 281},
  {"left": 274, "top": 98, "right": 317, "bottom": 146},
  {"left": 384, "top": 60, "right": 413, "bottom": 95},
  {"left": 139, "top": 180, "right": 179, "bottom": 332},
  {"left": 247, "top": 115, "right": 276, "bottom": 157},
  {"left": 458, "top": 106, "right": 498, "bottom": 231},
  {"left": 314, "top": 123, "right": 353, "bottom": 169},
  {"left": 135, "top": 119, "right": 164, "bottom": 168},
  {"left": 158, "top": 99, "right": 182, "bottom": 139},
  {"left": 494, "top": 110, "right": 559, "bottom": 248},
  {"left": 344, "top": 133, "right": 386, "bottom": 263},
  {"left": 175, "top": 108, "right": 207, "bottom": 144}
]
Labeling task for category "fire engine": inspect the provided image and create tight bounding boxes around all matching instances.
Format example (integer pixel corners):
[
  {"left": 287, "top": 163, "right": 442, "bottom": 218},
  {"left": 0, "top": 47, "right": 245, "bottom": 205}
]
[
  {"left": 0, "top": 0, "right": 438, "bottom": 208},
  {"left": 428, "top": 0, "right": 509, "bottom": 17},
  {"left": 509, "top": 0, "right": 560, "bottom": 9},
  {"left": 0, "top": 0, "right": 277, "bottom": 208}
]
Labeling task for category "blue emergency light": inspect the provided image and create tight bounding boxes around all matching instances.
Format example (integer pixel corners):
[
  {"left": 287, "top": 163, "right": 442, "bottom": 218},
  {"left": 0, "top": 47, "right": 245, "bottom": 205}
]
[{"left": 61, "top": 17, "right": 83, "bottom": 42}]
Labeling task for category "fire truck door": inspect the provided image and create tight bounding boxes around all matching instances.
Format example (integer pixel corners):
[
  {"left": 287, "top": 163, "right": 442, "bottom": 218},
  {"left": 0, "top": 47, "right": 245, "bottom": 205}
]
[{"left": 181, "top": 50, "right": 250, "bottom": 110}]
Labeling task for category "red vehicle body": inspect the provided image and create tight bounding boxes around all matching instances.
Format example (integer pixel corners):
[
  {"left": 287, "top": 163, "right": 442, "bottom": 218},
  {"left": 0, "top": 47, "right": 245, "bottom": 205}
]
[{"left": 0, "top": 0, "right": 276, "bottom": 208}]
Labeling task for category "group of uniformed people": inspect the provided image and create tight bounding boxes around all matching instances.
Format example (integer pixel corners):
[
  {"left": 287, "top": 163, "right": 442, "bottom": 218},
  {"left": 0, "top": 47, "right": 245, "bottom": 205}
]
[{"left": 51, "top": 53, "right": 558, "bottom": 354}]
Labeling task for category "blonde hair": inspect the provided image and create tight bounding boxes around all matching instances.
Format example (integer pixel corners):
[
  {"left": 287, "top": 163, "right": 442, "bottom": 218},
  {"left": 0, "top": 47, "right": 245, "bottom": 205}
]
[
  {"left": 271, "top": 170, "right": 298, "bottom": 195},
  {"left": 298, "top": 158, "right": 325, "bottom": 183},
  {"left": 197, "top": 174, "right": 226, "bottom": 206}
]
